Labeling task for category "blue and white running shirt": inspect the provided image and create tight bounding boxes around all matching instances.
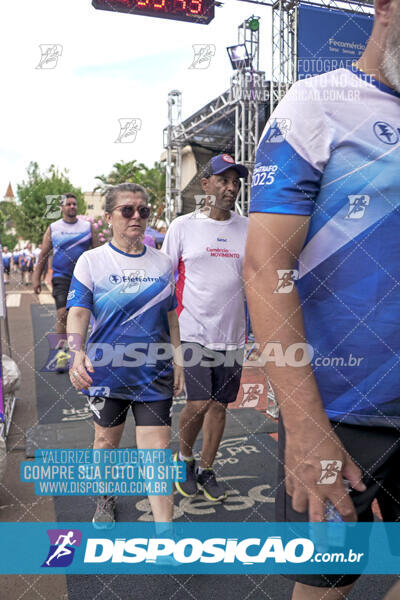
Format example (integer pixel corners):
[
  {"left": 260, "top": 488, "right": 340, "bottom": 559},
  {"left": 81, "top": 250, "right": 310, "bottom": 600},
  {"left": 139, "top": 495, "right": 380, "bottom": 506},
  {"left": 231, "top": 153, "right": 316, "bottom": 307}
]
[
  {"left": 66, "top": 242, "right": 177, "bottom": 402},
  {"left": 251, "top": 66, "right": 400, "bottom": 427},
  {"left": 2, "top": 251, "right": 12, "bottom": 269},
  {"left": 50, "top": 218, "right": 92, "bottom": 280}
]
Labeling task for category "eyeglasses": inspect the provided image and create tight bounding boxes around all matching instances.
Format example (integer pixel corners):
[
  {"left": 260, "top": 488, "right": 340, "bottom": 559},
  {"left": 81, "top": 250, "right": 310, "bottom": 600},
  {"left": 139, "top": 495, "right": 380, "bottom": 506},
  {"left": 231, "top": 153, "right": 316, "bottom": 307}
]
[{"left": 112, "top": 204, "right": 151, "bottom": 219}]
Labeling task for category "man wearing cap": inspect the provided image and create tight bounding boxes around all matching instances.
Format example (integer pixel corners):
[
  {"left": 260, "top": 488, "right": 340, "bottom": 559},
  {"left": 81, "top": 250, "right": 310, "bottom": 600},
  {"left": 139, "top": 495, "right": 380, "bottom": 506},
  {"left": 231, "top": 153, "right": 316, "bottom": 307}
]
[{"left": 162, "top": 153, "right": 248, "bottom": 502}]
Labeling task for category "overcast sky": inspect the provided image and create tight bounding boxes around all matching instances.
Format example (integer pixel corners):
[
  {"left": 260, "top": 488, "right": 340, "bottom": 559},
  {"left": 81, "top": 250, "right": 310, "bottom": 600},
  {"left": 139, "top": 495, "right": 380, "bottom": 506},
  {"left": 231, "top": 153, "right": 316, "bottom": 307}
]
[{"left": 0, "top": 0, "right": 272, "bottom": 198}]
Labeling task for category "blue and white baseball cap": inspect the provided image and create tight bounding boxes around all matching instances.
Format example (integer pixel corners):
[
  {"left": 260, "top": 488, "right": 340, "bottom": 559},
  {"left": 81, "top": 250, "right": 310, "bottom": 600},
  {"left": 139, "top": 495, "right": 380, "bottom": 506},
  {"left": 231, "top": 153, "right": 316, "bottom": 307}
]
[{"left": 202, "top": 154, "right": 248, "bottom": 178}]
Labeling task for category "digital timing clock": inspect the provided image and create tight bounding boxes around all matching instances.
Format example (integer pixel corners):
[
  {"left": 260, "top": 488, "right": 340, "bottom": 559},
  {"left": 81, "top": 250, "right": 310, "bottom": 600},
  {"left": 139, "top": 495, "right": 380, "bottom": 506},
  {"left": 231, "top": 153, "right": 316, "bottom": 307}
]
[{"left": 92, "top": 0, "right": 215, "bottom": 24}]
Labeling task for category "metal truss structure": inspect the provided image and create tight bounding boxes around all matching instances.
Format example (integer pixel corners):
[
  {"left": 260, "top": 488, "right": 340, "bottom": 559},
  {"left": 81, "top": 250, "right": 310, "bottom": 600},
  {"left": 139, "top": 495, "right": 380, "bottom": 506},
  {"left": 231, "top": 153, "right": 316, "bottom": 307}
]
[
  {"left": 164, "top": 0, "right": 375, "bottom": 221},
  {"left": 234, "top": 17, "right": 266, "bottom": 215},
  {"left": 164, "top": 90, "right": 183, "bottom": 225},
  {"left": 164, "top": 16, "right": 268, "bottom": 219},
  {"left": 271, "top": 0, "right": 374, "bottom": 112}
]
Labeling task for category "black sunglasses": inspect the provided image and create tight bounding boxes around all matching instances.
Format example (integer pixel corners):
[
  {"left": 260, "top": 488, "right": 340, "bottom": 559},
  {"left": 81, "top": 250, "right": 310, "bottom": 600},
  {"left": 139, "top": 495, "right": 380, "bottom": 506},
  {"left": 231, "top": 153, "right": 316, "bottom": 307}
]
[{"left": 112, "top": 204, "right": 151, "bottom": 219}]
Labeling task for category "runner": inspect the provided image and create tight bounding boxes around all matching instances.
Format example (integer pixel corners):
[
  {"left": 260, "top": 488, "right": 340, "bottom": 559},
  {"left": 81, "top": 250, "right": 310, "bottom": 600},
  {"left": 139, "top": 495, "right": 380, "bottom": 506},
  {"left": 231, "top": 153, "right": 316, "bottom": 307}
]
[
  {"left": 33, "top": 243, "right": 48, "bottom": 283},
  {"left": 162, "top": 153, "right": 248, "bottom": 502},
  {"left": 12, "top": 248, "right": 20, "bottom": 274},
  {"left": 245, "top": 0, "right": 400, "bottom": 597},
  {"left": 19, "top": 243, "right": 34, "bottom": 286},
  {"left": 33, "top": 194, "right": 98, "bottom": 372},
  {"left": 2, "top": 246, "right": 12, "bottom": 284},
  {"left": 67, "top": 182, "right": 184, "bottom": 528},
  {"left": 45, "top": 531, "right": 77, "bottom": 566}
]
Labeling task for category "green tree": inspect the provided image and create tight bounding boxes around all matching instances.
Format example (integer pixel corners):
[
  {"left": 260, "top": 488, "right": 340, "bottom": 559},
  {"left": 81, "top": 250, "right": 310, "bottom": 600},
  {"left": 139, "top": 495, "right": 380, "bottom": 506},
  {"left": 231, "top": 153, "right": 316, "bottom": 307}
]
[
  {"left": 16, "top": 162, "right": 84, "bottom": 245},
  {"left": 0, "top": 201, "right": 18, "bottom": 250},
  {"left": 94, "top": 160, "right": 145, "bottom": 194},
  {"left": 94, "top": 159, "right": 166, "bottom": 223},
  {"left": 140, "top": 161, "right": 166, "bottom": 221}
]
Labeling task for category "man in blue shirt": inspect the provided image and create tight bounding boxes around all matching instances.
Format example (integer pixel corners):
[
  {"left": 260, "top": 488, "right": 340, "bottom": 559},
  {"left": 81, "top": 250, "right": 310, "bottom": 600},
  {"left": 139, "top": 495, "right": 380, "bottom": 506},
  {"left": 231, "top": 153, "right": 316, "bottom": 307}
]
[
  {"left": 34, "top": 194, "right": 98, "bottom": 372},
  {"left": 245, "top": 0, "right": 400, "bottom": 597},
  {"left": 2, "top": 246, "right": 12, "bottom": 284}
]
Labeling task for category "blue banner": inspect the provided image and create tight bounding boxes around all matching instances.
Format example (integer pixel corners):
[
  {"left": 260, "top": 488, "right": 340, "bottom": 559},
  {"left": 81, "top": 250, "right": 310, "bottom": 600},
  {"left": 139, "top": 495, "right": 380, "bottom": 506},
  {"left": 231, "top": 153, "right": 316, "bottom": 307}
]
[
  {"left": 20, "top": 449, "right": 185, "bottom": 496},
  {"left": 297, "top": 3, "right": 373, "bottom": 78},
  {"left": 0, "top": 522, "right": 399, "bottom": 574}
]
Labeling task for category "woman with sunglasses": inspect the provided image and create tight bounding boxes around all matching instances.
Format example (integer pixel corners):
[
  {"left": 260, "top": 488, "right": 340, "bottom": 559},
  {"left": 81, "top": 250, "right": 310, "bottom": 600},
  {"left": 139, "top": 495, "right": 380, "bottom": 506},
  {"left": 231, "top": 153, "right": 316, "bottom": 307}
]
[{"left": 66, "top": 182, "right": 184, "bottom": 528}]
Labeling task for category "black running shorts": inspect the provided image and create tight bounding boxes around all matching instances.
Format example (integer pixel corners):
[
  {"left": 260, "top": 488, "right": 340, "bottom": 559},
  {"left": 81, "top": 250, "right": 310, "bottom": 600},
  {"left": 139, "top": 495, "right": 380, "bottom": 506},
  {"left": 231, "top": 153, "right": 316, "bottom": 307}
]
[
  {"left": 276, "top": 417, "right": 400, "bottom": 588},
  {"left": 89, "top": 396, "right": 173, "bottom": 427},
  {"left": 182, "top": 342, "right": 243, "bottom": 404},
  {"left": 52, "top": 276, "right": 72, "bottom": 310}
]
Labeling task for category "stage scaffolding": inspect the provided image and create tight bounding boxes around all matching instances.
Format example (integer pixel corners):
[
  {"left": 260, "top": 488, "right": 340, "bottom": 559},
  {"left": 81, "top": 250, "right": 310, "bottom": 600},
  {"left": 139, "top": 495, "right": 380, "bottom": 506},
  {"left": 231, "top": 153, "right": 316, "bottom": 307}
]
[{"left": 164, "top": 0, "right": 374, "bottom": 222}]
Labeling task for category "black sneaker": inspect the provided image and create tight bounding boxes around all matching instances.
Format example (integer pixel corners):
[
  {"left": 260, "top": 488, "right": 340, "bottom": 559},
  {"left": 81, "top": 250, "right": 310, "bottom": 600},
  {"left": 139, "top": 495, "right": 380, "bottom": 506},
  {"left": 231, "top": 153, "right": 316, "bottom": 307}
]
[
  {"left": 92, "top": 496, "right": 116, "bottom": 529},
  {"left": 196, "top": 469, "right": 226, "bottom": 502},
  {"left": 173, "top": 452, "right": 198, "bottom": 497}
]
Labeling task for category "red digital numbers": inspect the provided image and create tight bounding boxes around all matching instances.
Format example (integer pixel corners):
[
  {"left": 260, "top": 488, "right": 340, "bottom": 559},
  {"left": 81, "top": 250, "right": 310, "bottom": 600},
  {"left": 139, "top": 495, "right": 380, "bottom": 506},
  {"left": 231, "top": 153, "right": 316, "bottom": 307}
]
[
  {"left": 92, "top": 0, "right": 214, "bottom": 24},
  {"left": 188, "top": 0, "right": 201, "bottom": 14}
]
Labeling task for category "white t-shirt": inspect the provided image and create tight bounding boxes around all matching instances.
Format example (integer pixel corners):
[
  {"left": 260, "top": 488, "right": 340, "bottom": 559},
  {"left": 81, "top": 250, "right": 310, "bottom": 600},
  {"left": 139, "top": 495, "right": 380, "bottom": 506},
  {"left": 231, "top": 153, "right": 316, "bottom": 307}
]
[
  {"left": 33, "top": 247, "right": 41, "bottom": 264},
  {"left": 162, "top": 210, "right": 248, "bottom": 350}
]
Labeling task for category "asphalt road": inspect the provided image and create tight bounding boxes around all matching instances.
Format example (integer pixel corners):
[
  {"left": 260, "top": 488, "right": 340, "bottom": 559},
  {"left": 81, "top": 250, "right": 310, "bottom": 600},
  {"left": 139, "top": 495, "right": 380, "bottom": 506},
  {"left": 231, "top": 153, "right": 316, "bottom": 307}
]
[{"left": 0, "top": 272, "right": 398, "bottom": 600}]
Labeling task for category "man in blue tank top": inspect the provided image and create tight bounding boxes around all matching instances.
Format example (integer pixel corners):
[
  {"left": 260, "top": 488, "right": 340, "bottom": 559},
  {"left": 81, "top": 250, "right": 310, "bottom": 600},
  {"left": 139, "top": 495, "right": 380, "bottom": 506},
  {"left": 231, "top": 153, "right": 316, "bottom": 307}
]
[{"left": 34, "top": 194, "right": 99, "bottom": 372}]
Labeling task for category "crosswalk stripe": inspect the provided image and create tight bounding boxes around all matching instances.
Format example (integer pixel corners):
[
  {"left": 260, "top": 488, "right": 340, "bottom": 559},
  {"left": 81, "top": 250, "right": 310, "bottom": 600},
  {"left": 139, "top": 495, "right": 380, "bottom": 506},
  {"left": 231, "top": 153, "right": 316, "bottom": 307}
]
[
  {"left": 6, "top": 294, "right": 21, "bottom": 308},
  {"left": 38, "top": 294, "right": 55, "bottom": 305}
]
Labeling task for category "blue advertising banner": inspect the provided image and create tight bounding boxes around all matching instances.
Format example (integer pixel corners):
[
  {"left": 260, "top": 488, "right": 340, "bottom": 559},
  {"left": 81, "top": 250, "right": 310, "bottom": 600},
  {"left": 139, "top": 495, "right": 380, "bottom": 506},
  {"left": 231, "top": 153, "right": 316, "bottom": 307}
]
[
  {"left": 297, "top": 3, "right": 373, "bottom": 78},
  {"left": 0, "top": 522, "right": 399, "bottom": 574}
]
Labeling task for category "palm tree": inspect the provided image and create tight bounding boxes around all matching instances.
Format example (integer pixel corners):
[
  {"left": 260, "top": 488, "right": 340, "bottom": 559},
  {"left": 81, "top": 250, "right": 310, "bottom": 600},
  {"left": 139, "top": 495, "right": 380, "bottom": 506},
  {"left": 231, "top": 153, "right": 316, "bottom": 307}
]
[
  {"left": 93, "top": 160, "right": 166, "bottom": 226},
  {"left": 94, "top": 160, "right": 145, "bottom": 194},
  {"left": 140, "top": 161, "right": 166, "bottom": 225}
]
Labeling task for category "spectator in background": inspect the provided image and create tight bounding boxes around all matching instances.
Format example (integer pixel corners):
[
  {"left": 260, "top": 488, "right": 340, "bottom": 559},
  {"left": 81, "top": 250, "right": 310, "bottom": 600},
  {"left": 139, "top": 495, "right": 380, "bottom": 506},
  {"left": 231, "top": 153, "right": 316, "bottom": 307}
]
[
  {"left": 12, "top": 249, "right": 20, "bottom": 274},
  {"left": 33, "top": 194, "right": 98, "bottom": 373},
  {"left": 19, "top": 243, "right": 35, "bottom": 286},
  {"left": 33, "top": 244, "right": 47, "bottom": 282},
  {"left": 2, "top": 246, "right": 12, "bottom": 284},
  {"left": 143, "top": 232, "right": 156, "bottom": 248}
]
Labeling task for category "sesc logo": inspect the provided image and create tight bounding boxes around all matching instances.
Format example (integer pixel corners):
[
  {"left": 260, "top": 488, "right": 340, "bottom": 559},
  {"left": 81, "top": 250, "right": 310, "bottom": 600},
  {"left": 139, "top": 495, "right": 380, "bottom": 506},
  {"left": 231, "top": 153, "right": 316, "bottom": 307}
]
[
  {"left": 84, "top": 536, "right": 314, "bottom": 565},
  {"left": 42, "top": 529, "right": 82, "bottom": 567}
]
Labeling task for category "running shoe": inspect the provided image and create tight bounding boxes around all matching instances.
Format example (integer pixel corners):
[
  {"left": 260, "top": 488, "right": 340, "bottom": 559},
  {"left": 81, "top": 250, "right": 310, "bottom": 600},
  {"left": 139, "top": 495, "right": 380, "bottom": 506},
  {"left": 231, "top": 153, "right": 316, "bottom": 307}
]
[
  {"left": 55, "top": 349, "right": 69, "bottom": 373},
  {"left": 92, "top": 496, "right": 116, "bottom": 529},
  {"left": 197, "top": 469, "right": 226, "bottom": 502},
  {"left": 173, "top": 452, "right": 198, "bottom": 498}
]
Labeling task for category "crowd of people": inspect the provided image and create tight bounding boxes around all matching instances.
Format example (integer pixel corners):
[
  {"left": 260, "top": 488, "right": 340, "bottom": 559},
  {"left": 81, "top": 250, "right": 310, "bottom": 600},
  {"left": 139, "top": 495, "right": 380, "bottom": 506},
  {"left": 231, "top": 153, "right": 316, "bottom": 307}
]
[
  {"left": 2, "top": 243, "right": 46, "bottom": 286},
  {"left": 4, "top": 0, "right": 399, "bottom": 596}
]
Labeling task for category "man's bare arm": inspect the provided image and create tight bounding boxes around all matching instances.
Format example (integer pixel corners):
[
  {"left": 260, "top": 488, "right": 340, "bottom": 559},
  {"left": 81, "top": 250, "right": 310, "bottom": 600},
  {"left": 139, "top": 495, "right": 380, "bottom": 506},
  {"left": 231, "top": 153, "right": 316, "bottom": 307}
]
[
  {"left": 33, "top": 227, "right": 52, "bottom": 294},
  {"left": 243, "top": 212, "right": 366, "bottom": 521}
]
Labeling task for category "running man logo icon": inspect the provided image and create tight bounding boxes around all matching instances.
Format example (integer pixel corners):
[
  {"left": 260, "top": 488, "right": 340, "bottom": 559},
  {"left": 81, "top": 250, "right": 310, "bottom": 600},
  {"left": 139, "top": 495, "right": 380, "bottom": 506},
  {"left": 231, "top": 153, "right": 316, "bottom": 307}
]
[
  {"left": 241, "top": 383, "right": 264, "bottom": 408},
  {"left": 265, "top": 118, "right": 291, "bottom": 143},
  {"left": 115, "top": 118, "right": 142, "bottom": 143},
  {"left": 189, "top": 44, "right": 216, "bottom": 69},
  {"left": 89, "top": 396, "right": 106, "bottom": 419},
  {"left": 317, "top": 460, "right": 343, "bottom": 485},
  {"left": 42, "top": 333, "right": 79, "bottom": 372},
  {"left": 345, "top": 195, "right": 370, "bottom": 220},
  {"left": 42, "top": 529, "right": 82, "bottom": 567},
  {"left": 44, "top": 195, "right": 65, "bottom": 219},
  {"left": 192, "top": 194, "right": 216, "bottom": 219},
  {"left": 274, "top": 269, "right": 299, "bottom": 294},
  {"left": 88, "top": 386, "right": 110, "bottom": 398},
  {"left": 121, "top": 269, "right": 146, "bottom": 294},
  {"left": 36, "top": 44, "right": 63, "bottom": 69}
]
